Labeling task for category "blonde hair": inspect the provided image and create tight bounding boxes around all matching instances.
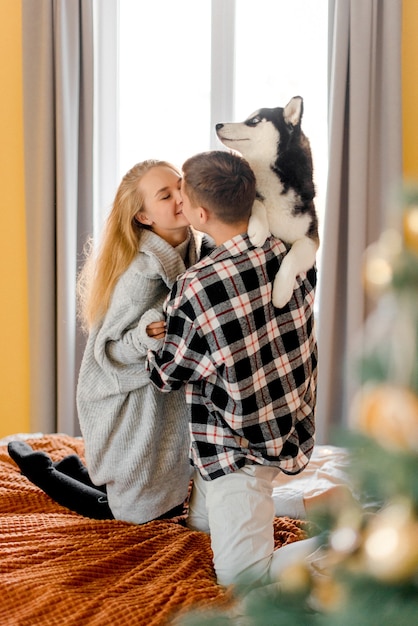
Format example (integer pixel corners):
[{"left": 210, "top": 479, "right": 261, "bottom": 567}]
[{"left": 77, "top": 159, "right": 180, "bottom": 332}]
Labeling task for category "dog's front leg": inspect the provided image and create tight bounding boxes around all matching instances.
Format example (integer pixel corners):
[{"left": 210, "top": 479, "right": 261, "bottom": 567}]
[
  {"left": 248, "top": 199, "right": 271, "bottom": 248},
  {"left": 272, "top": 236, "right": 318, "bottom": 308}
]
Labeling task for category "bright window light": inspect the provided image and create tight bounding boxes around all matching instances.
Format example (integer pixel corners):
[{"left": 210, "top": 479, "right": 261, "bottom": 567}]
[
  {"left": 118, "top": 0, "right": 328, "bottom": 230},
  {"left": 118, "top": 0, "right": 211, "bottom": 176},
  {"left": 234, "top": 0, "right": 329, "bottom": 226}
]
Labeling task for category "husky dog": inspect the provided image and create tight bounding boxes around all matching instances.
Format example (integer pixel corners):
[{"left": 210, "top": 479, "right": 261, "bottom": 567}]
[{"left": 216, "top": 96, "right": 319, "bottom": 308}]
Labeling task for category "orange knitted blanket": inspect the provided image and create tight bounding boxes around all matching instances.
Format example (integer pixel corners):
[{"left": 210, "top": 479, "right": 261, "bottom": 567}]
[{"left": 0, "top": 434, "right": 308, "bottom": 625}]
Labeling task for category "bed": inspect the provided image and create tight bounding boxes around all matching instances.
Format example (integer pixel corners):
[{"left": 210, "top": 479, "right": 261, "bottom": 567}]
[{"left": 0, "top": 433, "right": 350, "bottom": 625}]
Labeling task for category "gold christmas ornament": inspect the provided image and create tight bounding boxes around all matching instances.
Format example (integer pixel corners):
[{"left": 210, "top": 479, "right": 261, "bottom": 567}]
[
  {"left": 362, "top": 244, "right": 393, "bottom": 297},
  {"left": 277, "top": 561, "right": 312, "bottom": 594},
  {"left": 330, "top": 526, "right": 359, "bottom": 555},
  {"left": 362, "top": 230, "right": 401, "bottom": 298},
  {"left": 350, "top": 383, "right": 418, "bottom": 453},
  {"left": 362, "top": 500, "right": 418, "bottom": 583},
  {"left": 309, "top": 576, "right": 347, "bottom": 613},
  {"left": 328, "top": 501, "right": 364, "bottom": 560}
]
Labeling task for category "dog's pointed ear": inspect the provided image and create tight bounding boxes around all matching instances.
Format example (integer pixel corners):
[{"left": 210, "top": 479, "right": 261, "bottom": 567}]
[{"left": 284, "top": 96, "right": 303, "bottom": 127}]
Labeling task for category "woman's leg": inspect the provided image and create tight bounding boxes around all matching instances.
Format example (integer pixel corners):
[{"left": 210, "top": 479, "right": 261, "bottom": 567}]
[
  {"left": 54, "top": 454, "right": 106, "bottom": 492},
  {"left": 7, "top": 441, "right": 113, "bottom": 520}
]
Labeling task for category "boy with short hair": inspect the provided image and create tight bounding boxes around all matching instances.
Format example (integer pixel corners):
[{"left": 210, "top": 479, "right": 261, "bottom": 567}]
[{"left": 146, "top": 150, "right": 318, "bottom": 587}]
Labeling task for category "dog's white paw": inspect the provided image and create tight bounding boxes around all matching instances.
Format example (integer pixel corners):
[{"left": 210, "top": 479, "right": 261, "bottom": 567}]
[
  {"left": 248, "top": 215, "right": 270, "bottom": 248},
  {"left": 248, "top": 200, "right": 270, "bottom": 247},
  {"left": 272, "top": 271, "right": 297, "bottom": 309}
]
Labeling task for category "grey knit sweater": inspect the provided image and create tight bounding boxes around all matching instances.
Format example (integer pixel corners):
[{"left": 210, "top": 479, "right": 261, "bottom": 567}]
[{"left": 76, "top": 229, "right": 200, "bottom": 524}]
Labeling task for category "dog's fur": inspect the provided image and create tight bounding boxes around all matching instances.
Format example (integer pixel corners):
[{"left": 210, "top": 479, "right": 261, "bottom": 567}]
[{"left": 216, "top": 96, "right": 319, "bottom": 308}]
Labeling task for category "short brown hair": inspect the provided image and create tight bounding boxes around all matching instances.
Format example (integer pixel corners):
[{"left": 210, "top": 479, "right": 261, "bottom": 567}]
[{"left": 182, "top": 151, "right": 256, "bottom": 224}]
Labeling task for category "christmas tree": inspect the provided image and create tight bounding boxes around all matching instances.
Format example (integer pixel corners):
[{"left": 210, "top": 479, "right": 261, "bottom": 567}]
[{"left": 179, "top": 190, "right": 418, "bottom": 626}]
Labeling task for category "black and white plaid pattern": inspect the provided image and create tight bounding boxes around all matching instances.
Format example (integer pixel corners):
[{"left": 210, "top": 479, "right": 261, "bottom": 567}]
[{"left": 147, "top": 234, "right": 317, "bottom": 480}]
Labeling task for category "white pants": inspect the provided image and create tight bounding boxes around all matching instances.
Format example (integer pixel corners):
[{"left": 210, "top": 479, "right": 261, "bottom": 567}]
[{"left": 187, "top": 465, "right": 288, "bottom": 587}]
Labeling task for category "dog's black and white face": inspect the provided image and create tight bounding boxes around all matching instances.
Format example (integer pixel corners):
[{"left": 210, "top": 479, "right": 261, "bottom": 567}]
[
  {"left": 216, "top": 96, "right": 318, "bottom": 309},
  {"left": 215, "top": 96, "right": 303, "bottom": 166}
]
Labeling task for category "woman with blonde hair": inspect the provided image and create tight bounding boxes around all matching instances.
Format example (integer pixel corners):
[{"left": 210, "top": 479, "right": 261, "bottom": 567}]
[{"left": 9, "top": 159, "right": 210, "bottom": 523}]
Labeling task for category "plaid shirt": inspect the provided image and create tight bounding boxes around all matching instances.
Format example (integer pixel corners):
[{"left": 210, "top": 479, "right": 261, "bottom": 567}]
[{"left": 147, "top": 233, "right": 317, "bottom": 480}]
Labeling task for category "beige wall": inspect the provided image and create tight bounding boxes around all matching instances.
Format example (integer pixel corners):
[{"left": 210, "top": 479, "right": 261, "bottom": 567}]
[
  {"left": 0, "top": 0, "right": 29, "bottom": 437},
  {"left": 0, "top": 2, "right": 417, "bottom": 438}
]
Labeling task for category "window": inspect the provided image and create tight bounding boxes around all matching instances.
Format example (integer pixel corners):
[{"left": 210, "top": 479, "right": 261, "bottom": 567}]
[
  {"left": 118, "top": 0, "right": 212, "bottom": 176},
  {"left": 117, "top": 0, "right": 328, "bottom": 233},
  {"left": 95, "top": 0, "right": 328, "bottom": 245},
  {"left": 233, "top": 0, "right": 329, "bottom": 227}
]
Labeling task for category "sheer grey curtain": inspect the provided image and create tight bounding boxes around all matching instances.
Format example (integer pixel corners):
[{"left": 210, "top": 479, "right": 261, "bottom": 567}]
[
  {"left": 22, "top": 0, "right": 94, "bottom": 435},
  {"left": 316, "top": 0, "right": 402, "bottom": 443}
]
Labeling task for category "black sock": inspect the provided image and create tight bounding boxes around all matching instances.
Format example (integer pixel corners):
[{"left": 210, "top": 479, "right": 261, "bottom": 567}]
[
  {"left": 54, "top": 455, "right": 106, "bottom": 493},
  {"left": 8, "top": 441, "right": 113, "bottom": 520}
]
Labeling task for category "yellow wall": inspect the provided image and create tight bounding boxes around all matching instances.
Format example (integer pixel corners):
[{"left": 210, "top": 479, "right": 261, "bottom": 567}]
[
  {"left": 0, "top": 0, "right": 30, "bottom": 437},
  {"left": 402, "top": 0, "right": 418, "bottom": 178}
]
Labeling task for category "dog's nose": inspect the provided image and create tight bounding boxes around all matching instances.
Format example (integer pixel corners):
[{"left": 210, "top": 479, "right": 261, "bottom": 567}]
[{"left": 215, "top": 123, "right": 224, "bottom": 131}]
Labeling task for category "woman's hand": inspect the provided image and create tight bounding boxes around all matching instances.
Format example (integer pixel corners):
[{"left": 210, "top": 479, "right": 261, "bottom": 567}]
[{"left": 146, "top": 320, "right": 166, "bottom": 340}]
